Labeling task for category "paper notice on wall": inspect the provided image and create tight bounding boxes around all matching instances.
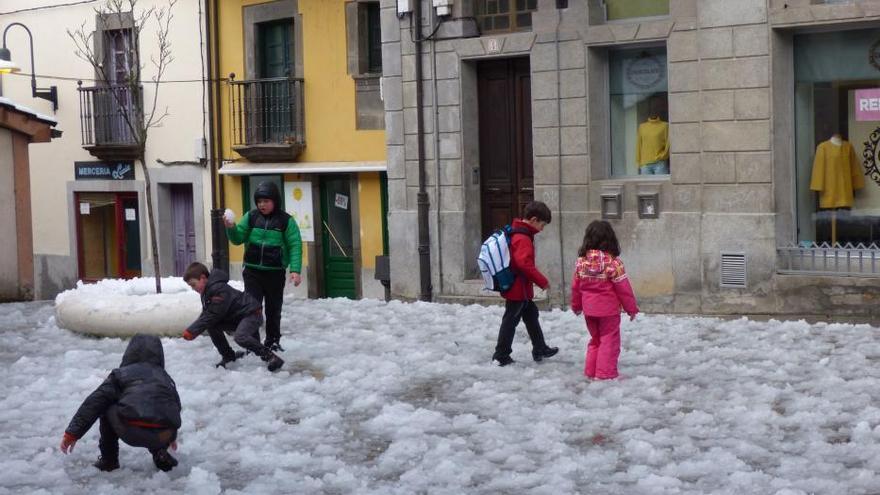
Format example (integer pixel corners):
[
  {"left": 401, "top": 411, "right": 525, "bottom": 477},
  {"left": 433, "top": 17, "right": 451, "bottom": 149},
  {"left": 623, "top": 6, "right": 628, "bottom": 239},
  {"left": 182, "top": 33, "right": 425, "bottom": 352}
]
[
  {"left": 335, "top": 193, "right": 349, "bottom": 210},
  {"left": 283, "top": 180, "right": 315, "bottom": 242},
  {"left": 79, "top": 202, "right": 90, "bottom": 215},
  {"left": 125, "top": 208, "right": 136, "bottom": 221}
]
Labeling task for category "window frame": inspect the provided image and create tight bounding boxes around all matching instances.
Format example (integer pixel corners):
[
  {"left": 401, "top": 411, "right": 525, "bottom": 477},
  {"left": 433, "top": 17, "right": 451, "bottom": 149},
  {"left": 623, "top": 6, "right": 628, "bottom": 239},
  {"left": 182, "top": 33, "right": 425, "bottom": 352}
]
[
  {"left": 588, "top": 0, "right": 670, "bottom": 25},
  {"left": 474, "top": 0, "right": 538, "bottom": 34},
  {"left": 608, "top": 40, "right": 672, "bottom": 180}
]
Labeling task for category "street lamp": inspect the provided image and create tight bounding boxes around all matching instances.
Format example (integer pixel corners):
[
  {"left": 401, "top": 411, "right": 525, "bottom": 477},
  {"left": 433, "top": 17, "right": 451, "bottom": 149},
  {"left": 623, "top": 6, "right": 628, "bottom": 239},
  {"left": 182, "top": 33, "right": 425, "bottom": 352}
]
[{"left": 0, "top": 22, "right": 58, "bottom": 111}]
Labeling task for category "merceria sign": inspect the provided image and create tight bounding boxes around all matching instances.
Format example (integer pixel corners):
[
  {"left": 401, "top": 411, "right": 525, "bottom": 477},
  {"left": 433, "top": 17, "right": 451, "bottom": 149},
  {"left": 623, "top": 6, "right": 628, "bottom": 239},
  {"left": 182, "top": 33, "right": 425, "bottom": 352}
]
[{"left": 74, "top": 161, "right": 135, "bottom": 180}]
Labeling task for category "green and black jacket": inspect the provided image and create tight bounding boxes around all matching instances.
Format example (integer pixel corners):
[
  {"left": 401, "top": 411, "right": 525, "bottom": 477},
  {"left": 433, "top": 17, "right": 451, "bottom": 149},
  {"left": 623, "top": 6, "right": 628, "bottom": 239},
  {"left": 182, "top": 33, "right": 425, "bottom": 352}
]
[{"left": 227, "top": 181, "right": 303, "bottom": 273}]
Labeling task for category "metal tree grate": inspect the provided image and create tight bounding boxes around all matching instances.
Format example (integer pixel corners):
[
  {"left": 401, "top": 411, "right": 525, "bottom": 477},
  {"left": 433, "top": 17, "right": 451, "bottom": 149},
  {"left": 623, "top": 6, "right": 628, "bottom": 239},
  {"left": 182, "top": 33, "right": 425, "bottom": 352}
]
[{"left": 720, "top": 252, "right": 747, "bottom": 288}]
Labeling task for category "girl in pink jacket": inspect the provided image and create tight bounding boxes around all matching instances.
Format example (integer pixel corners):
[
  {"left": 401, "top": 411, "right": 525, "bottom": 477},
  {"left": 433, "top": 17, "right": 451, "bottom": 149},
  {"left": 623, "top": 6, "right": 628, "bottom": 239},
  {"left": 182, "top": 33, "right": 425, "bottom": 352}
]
[{"left": 570, "top": 221, "right": 639, "bottom": 379}]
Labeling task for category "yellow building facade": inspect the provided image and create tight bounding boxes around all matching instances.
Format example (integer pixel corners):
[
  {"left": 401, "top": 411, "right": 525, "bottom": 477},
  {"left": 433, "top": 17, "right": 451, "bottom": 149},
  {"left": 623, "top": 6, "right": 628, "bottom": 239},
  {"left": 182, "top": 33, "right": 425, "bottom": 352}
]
[{"left": 212, "top": 0, "right": 388, "bottom": 299}]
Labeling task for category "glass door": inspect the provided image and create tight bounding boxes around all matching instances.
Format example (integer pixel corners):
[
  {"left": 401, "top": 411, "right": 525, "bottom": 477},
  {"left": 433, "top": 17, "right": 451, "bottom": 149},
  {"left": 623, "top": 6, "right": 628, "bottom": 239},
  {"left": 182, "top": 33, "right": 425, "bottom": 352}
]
[{"left": 75, "top": 192, "right": 142, "bottom": 281}]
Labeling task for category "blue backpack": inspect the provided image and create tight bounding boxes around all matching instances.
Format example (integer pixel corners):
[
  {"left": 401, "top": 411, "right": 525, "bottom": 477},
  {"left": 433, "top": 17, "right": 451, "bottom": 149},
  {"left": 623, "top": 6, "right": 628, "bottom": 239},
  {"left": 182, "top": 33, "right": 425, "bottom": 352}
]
[{"left": 477, "top": 225, "right": 530, "bottom": 292}]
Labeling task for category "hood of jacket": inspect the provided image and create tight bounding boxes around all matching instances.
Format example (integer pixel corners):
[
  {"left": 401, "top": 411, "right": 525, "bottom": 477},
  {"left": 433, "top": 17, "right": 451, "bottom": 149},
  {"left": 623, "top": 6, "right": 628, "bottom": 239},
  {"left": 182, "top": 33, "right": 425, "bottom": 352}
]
[
  {"left": 253, "top": 181, "right": 282, "bottom": 208},
  {"left": 511, "top": 218, "right": 539, "bottom": 236},
  {"left": 206, "top": 268, "right": 230, "bottom": 292},
  {"left": 120, "top": 334, "right": 165, "bottom": 368},
  {"left": 580, "top": 250, "right": 612, "bottom": 277}
]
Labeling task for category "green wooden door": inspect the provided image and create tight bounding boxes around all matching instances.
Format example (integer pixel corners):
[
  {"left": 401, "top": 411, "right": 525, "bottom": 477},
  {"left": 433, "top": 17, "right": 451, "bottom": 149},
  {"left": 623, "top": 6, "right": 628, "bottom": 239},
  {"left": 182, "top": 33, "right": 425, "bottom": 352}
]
[
  {"left": 320, "top": 176, "right": 356, "bottom": 298},
  {"left": 256, "top": 19, "right": 294, "bottom": 142}
]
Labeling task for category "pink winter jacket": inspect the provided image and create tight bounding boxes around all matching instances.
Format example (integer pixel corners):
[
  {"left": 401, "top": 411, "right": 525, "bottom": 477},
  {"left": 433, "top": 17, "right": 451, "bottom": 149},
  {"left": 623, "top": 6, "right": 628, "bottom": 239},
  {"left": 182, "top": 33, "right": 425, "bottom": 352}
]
[{"left": 570, "top": 250, "right": 639, "bottom": 317}]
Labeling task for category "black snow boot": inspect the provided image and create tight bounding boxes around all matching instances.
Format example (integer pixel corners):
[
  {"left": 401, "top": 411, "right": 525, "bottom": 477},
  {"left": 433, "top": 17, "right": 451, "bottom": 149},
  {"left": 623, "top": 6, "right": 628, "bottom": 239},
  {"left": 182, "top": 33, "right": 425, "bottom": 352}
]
[
  {"left": 152, "top": 449, "right": 178, "bottom": 472},
  {"left": 532, "top": 346, "right": 559, "bottom": 362},
  {"left": 492, "top": 355, "right": 515, "bottom": 367},
  {"left": 265, "top": 340, "right": 285, "bottom": 352},
  {"left": 93, "top": 455, "right": 120, "bottom": 472},
  {"left": 215, "top": 350, "right": 246, "bottom": 369},
  {"left": 263, "top": 352, "right": 284, "bottom": 372}
]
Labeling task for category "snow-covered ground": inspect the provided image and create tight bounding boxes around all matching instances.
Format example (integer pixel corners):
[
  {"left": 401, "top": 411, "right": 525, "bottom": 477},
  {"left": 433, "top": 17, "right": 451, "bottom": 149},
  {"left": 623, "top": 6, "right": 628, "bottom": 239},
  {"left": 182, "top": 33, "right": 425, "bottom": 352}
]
[{"left": 3, "top": 288, "right": 880, "bottom": 494}]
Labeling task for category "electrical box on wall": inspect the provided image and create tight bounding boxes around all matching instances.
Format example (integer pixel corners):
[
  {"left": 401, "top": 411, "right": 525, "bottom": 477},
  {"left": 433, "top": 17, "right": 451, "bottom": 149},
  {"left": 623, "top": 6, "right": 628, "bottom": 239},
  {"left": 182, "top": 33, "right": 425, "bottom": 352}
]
[
  {"left": 194, "top": 138, "right": 206, "bottom": 160},
  {"left": 433, "top": 0, "right": 452, "bottom": 16},
  {"left": 397, "top": 0, "right": 412, "bottom": 14}
]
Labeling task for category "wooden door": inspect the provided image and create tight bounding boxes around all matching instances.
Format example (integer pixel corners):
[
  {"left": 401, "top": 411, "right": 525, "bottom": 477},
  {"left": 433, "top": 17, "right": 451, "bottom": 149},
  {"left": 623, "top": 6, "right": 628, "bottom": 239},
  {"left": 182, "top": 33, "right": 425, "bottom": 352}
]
[
  {"left": 170, "top": 184, "right": 196, "bottom": 276},
  {"left": 478, "top": 57, "right": 533, "bottom": 239},
  {"left": 119, "top": 194, "right": 142, "bottom": 278},
  {"left": 320, "top": 176, "right": 356, "bottom": 298}
]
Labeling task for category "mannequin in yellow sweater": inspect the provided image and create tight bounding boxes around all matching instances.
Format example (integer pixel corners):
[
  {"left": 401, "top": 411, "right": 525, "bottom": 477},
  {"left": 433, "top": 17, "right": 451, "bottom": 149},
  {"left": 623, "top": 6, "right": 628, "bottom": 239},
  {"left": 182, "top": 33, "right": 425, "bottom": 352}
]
[
  {"left": 637, "top": 116, "right": 669, "bottom": 175},
  {"left": 809, "top": 134, "right": 864, "bottom": 209}
]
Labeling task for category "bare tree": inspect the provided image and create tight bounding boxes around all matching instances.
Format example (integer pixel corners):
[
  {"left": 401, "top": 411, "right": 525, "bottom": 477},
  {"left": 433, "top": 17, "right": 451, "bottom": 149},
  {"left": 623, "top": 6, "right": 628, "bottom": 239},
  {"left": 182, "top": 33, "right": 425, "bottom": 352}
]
[{"left": 69, "top": 0, "right": 176, "bottom": 293}]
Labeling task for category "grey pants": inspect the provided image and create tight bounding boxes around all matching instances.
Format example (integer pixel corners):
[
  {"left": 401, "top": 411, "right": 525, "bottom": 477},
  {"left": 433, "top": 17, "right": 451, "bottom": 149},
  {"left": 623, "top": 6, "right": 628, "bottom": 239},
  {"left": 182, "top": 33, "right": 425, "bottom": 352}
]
[{"left": 208, "top": 312, "right": 270, "bottom": 360}]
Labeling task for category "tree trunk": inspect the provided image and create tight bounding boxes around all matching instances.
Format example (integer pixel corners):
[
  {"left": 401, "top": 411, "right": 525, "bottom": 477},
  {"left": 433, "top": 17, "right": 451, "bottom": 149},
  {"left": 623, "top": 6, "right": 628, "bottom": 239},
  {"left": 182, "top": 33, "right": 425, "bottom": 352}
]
[{"left": 139, "top": 154, "right": 162, "bottom": 293}]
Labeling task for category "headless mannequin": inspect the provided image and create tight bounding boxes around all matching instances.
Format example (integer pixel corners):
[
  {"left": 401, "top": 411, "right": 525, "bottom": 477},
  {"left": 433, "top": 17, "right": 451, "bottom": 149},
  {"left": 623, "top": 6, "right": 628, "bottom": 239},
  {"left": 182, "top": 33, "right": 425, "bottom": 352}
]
[
  {"left": 636, "top": 113, "right": 669, "bottom": 174},
  {"left": 810, "top": 132, "right": 864, "bottom": 245}
]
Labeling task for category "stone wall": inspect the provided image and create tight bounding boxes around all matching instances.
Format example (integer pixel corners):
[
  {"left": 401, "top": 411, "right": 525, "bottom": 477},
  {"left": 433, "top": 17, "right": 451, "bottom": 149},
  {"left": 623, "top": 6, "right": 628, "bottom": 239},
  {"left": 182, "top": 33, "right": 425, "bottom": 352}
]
[{"left": 382, "top": 0, "right": 880, "bottom": 318}]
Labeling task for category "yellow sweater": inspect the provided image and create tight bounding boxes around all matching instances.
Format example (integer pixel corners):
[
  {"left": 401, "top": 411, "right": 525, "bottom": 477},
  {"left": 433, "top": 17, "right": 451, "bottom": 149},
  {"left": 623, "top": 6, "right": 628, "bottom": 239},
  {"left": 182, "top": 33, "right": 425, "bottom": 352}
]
[
  {"left": 809, "top": 140, "right": 865, "bottom": 209},
  {"left": 636, "top": 117, "right": 670, "bottom": 167}
]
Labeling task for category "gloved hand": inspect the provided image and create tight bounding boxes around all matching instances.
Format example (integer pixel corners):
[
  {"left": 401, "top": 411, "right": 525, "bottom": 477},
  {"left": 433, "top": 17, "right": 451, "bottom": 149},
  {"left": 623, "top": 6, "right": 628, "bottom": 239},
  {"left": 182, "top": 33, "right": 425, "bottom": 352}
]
[
  {"left": 60, "top": 432, "right": 78, "bottom": 454},
  {"left": 182, "top": 329, "right": 195, "bottom": 341}
]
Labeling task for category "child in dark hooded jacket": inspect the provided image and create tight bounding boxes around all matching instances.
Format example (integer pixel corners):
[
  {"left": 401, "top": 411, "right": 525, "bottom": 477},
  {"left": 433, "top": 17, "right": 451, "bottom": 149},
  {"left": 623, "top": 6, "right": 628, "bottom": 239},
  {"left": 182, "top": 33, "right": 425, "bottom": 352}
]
[
  {"left": 182, "top": 262, "right": 284, "bottom": 372},
  {"left": 60, "top": 334, "right": 181, "bottom": 472}
]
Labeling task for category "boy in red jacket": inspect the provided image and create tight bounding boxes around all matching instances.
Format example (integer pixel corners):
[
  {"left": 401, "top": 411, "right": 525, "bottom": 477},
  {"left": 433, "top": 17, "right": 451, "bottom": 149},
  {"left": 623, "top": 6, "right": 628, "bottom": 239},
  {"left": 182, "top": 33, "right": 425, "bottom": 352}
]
[{"left": 492, "top": 201, "right": 559, "bottom": 366}]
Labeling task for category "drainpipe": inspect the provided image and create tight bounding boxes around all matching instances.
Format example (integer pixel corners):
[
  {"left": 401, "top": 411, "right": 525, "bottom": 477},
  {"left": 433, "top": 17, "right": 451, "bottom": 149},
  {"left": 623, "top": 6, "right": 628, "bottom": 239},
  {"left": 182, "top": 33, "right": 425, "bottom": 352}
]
[
  {"left": 430, "top": 3, "right": 444, "bottom": 296},
  {"left": 555, "top": 5, "right": 564, "bottom": 307},
  {"left": 414, "top": 0, "right": 433, "bottom": 301},
  {"left": 207, "top": 0, "right": 228, "bottom": 272}
]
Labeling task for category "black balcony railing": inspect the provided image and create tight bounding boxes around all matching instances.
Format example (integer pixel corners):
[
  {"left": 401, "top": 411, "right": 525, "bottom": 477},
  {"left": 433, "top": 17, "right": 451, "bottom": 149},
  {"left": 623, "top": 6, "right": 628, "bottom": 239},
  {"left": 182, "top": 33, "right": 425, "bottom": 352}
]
[
  {"left": 77, "top": 82, "right": 142, "bottom": 149},
  {"left": 229, "top": 76, "right": 305, "bottom": 150}
]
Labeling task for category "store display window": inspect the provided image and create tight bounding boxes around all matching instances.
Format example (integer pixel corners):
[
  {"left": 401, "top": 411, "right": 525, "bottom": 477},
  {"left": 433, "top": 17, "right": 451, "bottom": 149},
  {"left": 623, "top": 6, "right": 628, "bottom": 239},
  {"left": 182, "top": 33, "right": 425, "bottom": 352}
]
[
  {"left": 794, "top": 29, "right": 880, "bottom": 246},
  {"left": 75, "top": 192, "right": 142, "bottom": 280},
  {"left": 609, "top": 46, "right": 669, "bottom": 177}
]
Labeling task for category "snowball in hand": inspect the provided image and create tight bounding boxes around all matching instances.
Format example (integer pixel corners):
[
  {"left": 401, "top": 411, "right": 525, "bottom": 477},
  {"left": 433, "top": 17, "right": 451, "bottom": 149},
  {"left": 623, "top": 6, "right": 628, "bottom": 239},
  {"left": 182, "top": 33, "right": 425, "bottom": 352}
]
[{"left": 223, "top": 208, "right": 235, "bottom": 224}]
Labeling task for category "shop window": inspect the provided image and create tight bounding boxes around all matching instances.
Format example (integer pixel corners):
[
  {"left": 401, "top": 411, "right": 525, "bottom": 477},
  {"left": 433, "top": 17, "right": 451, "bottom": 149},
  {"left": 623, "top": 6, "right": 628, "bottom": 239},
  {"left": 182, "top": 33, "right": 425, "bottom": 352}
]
[
  {"left": 590, "top": 0, "right": 669, "bottom": 23},
  {"left": 75, "top": 192, "right": 141, "bottom": 281},
  {"left": 609, "top": 46, "right": 669, "bottom": 177},
  {"left": 474, "top": 0, "right": 538, "bottom": 33},
  {"left": 793, "top": 29, "right": 880, "bottom": 247}
]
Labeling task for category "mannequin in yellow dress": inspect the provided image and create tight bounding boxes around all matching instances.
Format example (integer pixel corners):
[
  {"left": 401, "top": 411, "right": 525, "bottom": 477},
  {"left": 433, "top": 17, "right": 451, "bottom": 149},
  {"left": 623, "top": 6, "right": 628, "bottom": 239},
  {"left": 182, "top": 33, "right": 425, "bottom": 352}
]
[{"left": 809, "top": 133, "right": 865, "bottom": 244}]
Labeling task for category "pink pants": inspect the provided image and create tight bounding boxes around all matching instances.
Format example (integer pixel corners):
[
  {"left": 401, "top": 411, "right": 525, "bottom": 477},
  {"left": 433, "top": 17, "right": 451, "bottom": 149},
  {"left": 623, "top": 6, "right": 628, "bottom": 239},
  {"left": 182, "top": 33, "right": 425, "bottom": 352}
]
[{"left": 584, "top": 314, "right": 621, "bottom": 379}]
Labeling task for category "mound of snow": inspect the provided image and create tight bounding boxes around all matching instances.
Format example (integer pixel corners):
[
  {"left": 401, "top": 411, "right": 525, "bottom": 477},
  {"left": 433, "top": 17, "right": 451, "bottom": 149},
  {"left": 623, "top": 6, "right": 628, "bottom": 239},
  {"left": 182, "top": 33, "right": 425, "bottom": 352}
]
[{"left": 54, "top": 277, "right": 204, "bottom": 337}]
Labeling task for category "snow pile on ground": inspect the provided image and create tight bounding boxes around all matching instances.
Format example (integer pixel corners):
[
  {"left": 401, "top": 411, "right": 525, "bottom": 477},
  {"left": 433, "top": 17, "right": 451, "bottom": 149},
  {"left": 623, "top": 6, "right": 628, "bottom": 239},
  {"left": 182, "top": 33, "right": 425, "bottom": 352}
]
[
  {"left": 54, "top": 277, "right": 240, "bottom": 337},
  {"left": 2, "top": 295, "right": 880, "bottom": 494},
  {"left": 55, "top": 277, "right": 199, "bottom": 337}
]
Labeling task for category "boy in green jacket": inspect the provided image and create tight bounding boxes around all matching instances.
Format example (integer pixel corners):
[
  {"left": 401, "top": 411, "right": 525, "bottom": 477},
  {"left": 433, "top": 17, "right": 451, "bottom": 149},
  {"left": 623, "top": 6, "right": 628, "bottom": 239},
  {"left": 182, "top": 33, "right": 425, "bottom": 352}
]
[{"left": 225, "top": 181, "right": 302, "bottom": 352}]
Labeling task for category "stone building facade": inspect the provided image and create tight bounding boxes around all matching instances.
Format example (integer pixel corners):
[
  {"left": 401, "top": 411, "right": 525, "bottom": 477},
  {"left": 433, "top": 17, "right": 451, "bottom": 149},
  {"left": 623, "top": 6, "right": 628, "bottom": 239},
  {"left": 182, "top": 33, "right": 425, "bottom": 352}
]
[{"left": 381, "top": 0, "right": 880, "bottom": 319}]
